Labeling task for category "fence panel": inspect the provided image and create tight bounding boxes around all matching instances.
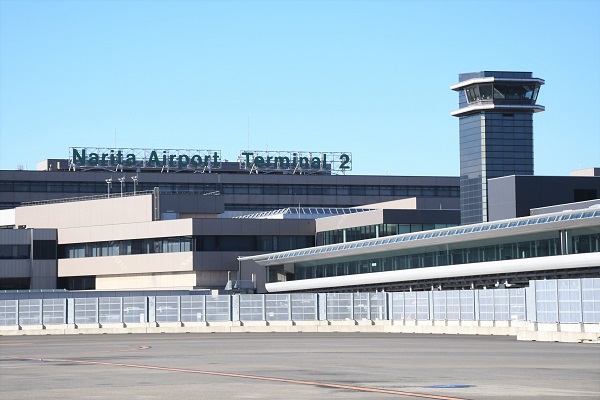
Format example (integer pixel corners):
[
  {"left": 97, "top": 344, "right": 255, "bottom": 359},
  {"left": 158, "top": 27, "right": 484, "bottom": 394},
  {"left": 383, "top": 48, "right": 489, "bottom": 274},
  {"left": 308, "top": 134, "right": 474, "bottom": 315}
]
[
  {"left": 509, "top": 288, "right": 526, "bottom": 321},
  {"left": 582, "top": 278, "right": 600, "bottom": 323},
  {"left": 446, "top": 291, "right": 460, "bottom": 320},
  {"left": 370, "top": 292, "right": 386, "bottom": 320},
  {"left": 74, "top": 298, "right": 98, "bottom": 324},
  {"left": 478, "top": 290, "right": 494, "bottom": 321},
  {"left": 557, "top": 279, "right": 582, "bottom": 323},
  {"left": 460, "top": 291, "right": 475, "bottom": 321},
  {"left": 43, "top": 298, "right": 66, "bottom": 325},
  {"left": 433, "top": 291, "right": 446, "bottom": 320},
  {"left": 353, "top": 293, "right": 369, "bottom": 320},
  {"left": 416, "top": 292, "right": 429, "bottom": 320},
  {"left": 155, "top": 296, "right": 180, "bottom": 323},
  {"left": 536, "top": 280, "right": 559, "bottom": 323},
  {"left": 123, "top": 297, "right": 146, "bottom": 323},
  {"left": 405, "top": 292, "right": 417, "bottom": 320},
  {"left": 291, "top": 293, "right": 317, "bottom": 321},
  {"left": 326, "top": 293, "right": 352, "bottom": 320},
  {"left": 0, "top": 300, "right": 17, "bottom": 326},
  {"left": 180, "top": 295, "right": 205, "bottom": 322},
  {"left": 493, "top": 289, "right": 510, "bottom": 321},
  {"left": 266, "top": 294, "right": 289, "bottom": 321},
  {"left": 205, "top": 295, "right": 231, "bottom": 322},
  {"left": 390, "top": 292, "right": 405, "bottom": 320},
  {"left": 240, "top": 294, "right": 263, "bottom": 321},
  {"left": 99, "top": 297, "right": 122, "bottom": 324},
  {"left": 19, "top": 299, "right": 42, "bottom": 325}
]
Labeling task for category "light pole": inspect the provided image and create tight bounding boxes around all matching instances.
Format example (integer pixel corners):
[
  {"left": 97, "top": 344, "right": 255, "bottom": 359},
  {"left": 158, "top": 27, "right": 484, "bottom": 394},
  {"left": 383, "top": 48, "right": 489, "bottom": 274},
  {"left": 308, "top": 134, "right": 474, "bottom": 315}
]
[
  {"left": 118, "top": 176, "right": 125, "bottom": 197},
  {"left": 131, "top": 175, "right": 138, "bottom": 195},
  {"left": 105, "top": 178, "right": 112, "bottom": 198}
]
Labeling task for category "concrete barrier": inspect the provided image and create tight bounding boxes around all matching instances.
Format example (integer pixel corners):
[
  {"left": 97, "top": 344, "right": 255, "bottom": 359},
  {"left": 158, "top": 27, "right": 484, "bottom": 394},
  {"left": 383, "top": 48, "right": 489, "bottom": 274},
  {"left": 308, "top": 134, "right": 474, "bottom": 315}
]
[{"left": 1, "top": 320, "right": 599, "bottom": 343}]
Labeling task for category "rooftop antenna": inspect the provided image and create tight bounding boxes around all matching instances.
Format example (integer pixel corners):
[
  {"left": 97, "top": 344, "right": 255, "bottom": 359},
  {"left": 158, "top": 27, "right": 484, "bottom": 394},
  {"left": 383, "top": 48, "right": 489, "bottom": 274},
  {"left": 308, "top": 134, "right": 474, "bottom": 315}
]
[
  {"left": 118, "top": 176, "right": 125, "bottom": 197},
  {"left": 131, "top": 175, "right": 138, "bottom": 195},
  {"left": 105, "top": 177, "right": 112, "bottom": 198}
]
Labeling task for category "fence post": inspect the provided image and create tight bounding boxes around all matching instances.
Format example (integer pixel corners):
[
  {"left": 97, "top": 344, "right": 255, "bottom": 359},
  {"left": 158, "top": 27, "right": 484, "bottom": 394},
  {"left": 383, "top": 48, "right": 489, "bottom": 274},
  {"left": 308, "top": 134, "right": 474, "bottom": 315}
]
[
  {"left": 579, "top": 278, "right": 584, "bottom": 323},
  {"left": 148, "top": 296, "right": 156, "bottom": 323},
  {"left": 383, "top": 292, "right": 389, "bottom": 321},
  {"left": 318, "top": 293, "right": 327, "bottom": 321},
  {"left": 36, "top": 299, "right": 42, "bottom": 325},
  {"left": 474, "top": 290, "right": 480, "bottom": 323},
  {"left": 232, "top": 294, "right": 240, "bottom": 322},
  {"left": 555, "top": 279, "right": 560, "bottom": 323},
  {"left": 119, "top": 297, "right": 123, "bottom": 323},
  {"left": 67, "top": 298, "right": 75, "bottom": 325},
  {"left": 428, "top": 291, "right": 434, "bottom": 321},
  {"left": 526, "top": 281, "right": 536, "bottom": 322}
]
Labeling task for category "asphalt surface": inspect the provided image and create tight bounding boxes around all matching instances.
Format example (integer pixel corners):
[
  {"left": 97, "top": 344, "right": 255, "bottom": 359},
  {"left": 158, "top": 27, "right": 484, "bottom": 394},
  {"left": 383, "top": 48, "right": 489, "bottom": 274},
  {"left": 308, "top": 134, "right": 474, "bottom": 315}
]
[{"left": 1, "top": 333, "right": 599, "bottom": 399}]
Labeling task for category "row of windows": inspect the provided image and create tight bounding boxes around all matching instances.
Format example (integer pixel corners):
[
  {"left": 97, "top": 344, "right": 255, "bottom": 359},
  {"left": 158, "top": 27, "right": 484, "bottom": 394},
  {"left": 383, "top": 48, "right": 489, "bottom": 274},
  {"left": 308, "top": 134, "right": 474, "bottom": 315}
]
[
  {"left": 485, "top": 113, "right": 532, "bottom": 121},
  {"left": 462, "top": 138, "right": 532, "bottom": 146},
  {"left": 0, "top": 241, "right": 56, "bottom": 260},
  {"left": 59, "top": 235, "right": 315, "bottom": 259},
  {"left": 318, "top": 223, "right": 458, "bottom": 246},
  {"left": 0, "top": 245, "right": 30, "bottom": 259},
  {"left": 267, "top": 232, "right": 599, "bottom": 283},
  {"left": 0, "top": 181, "right": 460, "bottom": 199},
  {"left": 464, "top": 84, "right": 540, "bottom": 104},
  {"left": 219, "top": 184, "right": 459, "bottom": 197}
]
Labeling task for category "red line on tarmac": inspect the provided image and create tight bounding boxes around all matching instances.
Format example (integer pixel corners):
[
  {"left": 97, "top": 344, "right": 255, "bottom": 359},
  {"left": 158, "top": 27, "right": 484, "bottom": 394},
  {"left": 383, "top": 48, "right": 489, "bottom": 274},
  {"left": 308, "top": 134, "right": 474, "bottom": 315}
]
[{"left": 15, "top": 357, "right": 469, "bottom": 400}]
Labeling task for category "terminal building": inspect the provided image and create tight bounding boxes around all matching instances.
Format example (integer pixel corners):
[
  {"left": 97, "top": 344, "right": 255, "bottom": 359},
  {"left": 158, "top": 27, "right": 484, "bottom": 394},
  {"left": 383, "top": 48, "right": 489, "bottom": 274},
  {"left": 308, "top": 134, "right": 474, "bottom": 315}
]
[{"left": 0, "top": 71, "right": 599, "bottom": 294}]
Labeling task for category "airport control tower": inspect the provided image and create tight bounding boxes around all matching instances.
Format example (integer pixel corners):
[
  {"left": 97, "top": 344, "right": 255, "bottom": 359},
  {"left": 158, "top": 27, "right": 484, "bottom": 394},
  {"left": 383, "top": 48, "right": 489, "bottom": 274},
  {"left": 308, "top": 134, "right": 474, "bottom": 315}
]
[{"left": 451, "top": 71, "right": 544, "bottom": 225}]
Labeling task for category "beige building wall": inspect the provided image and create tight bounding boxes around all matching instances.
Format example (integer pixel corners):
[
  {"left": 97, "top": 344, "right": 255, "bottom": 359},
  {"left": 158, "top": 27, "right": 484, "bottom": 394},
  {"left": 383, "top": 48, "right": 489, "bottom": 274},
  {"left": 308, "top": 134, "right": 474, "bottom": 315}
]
[
  {"left": 57, "top": 218, "right": 192, "bottom": 244},
  {"left": 96, "top": 271, "right": 198, "bottom": 290},
  {"left": 58, "top": 252, "right": 194, "bottom": 277},
  {"left": 315, "top": 209, "right": 384, "bottom": 232},
  {"left": 570, "top": 167, "right": 600, "bottom": 177},
  {"left": 15, "top": 194, "right": 154, "bottom": 229}
]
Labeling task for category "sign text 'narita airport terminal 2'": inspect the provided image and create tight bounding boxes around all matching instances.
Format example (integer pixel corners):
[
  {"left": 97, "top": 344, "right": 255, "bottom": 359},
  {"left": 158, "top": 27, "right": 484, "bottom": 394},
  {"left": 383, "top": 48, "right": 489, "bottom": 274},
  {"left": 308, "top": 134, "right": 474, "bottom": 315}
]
[{"left": 69, "top": 147, "right": 352, "bottom": 172}]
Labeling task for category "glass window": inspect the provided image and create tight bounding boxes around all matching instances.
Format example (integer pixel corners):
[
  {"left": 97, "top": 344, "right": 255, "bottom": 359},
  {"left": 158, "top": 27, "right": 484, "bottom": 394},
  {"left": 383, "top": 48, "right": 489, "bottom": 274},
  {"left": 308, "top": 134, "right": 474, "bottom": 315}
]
[
  {"left": 465, "top": 86, "right": 480, "bottom": 102},
  {"left": 479, "top": 84, "right": 493, "bottom": 100}
]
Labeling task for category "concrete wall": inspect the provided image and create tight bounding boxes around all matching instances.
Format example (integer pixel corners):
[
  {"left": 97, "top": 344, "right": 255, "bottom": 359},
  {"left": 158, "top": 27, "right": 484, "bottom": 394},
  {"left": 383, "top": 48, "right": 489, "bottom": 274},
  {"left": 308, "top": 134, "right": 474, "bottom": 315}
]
[
  {"left": 59, "top": 252, "right": 195, "bottom": 277},
  {"left": 488, "top": 175, "right": 600, "bottom": 221},
  {"left": 96, "top": 272, "right": 198, "bottom": 290},
  {"left": 16, "top": 194, "right": 155, "bottom": 229},
  {"left": 57, "top": 218, "right": 192, "bottom": 244},
  {"left": 315, "top": 209, "right": 460, "bottom": 233}
]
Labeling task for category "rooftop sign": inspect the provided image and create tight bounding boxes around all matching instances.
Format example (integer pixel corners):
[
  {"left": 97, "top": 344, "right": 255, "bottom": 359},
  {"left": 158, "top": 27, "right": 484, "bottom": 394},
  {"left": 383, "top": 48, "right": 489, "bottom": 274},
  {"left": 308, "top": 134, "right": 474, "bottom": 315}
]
[
  {"left": 239, "top": 150, "right": 351, "bottom": 172},
  {"left": 69, "top": 147, "right": 352, "bottom": 173},
  {"left": 70, "top": 148, "right": 222, "bottom": 171}
]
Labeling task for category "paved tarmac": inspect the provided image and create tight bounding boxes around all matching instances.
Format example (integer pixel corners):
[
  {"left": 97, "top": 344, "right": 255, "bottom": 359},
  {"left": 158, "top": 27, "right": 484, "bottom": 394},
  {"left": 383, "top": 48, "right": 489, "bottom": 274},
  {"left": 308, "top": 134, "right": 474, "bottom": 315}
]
[{"left": 1, "top": 333, "right": 599, "bottom": 399}]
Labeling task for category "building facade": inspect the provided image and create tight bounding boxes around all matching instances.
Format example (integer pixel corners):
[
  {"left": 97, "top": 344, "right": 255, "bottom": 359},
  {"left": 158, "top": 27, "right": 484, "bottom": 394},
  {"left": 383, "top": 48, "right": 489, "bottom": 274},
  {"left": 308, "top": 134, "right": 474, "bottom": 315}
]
[
  {"left": 240, "top": 206, "right": 600, "bottom": 293},
  {"left": 0, "top": 162, "right": 460, "bottom": 213},
  {"left": 451, "top": 71, "right": 545, "bottom": 224}
]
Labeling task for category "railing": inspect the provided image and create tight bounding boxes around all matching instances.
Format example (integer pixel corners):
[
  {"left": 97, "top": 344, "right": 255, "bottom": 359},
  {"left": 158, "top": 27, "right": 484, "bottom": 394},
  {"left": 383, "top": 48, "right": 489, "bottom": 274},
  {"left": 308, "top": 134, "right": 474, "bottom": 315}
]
[
  {"left": 1, "top": 278, "right": 598, "bottom": 327},
  {"left": 20, "top": 190, "right": 155, "bottom": 207}
]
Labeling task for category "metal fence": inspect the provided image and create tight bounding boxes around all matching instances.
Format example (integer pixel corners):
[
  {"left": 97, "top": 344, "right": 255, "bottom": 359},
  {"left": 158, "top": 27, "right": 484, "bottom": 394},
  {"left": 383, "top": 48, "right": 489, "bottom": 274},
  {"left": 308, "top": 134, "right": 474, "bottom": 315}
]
[{"left": 1, "top": 278, "right": 599, "bottom": 327}]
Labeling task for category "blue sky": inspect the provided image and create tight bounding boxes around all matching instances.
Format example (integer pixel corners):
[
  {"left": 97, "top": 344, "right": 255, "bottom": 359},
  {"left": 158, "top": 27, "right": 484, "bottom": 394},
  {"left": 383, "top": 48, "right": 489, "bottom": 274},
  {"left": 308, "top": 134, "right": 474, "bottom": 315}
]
[{"left": 1, "top": 0, "right": 599, "bottom": 176}]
